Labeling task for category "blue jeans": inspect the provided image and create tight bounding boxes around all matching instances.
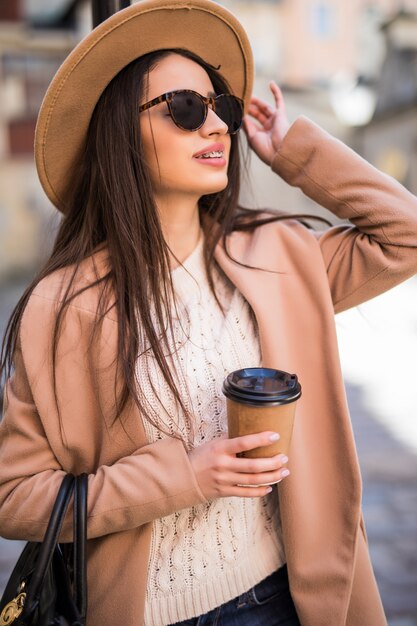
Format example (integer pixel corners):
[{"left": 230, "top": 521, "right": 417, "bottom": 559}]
[{"left": 168, "top": 564, "right": 301, "bottom": 626}]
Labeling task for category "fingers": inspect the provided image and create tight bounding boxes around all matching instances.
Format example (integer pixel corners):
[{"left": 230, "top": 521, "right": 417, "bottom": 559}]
[
  {"left": 249, "top": 97, "right": 274, "bottom": 117},
  {"left": 242, "top": 115, "right": 260, "bottom": 140},
  {"left": 222, "top": 431, "right": 280, "bottom": 455},
  {"left": 232, "top": 466, "right": 290, "bottom": 487},
  {"left": 233, "top": 453, "right": 288, "bottom": 474},
  {"left": 225, "top": 453, "right": 290, "bottom": 487},
  {"left": 247, "top": 100, "right": 274, "bottom": 128},
  {"left": 227, "top": 484, "right": 276, "bottom": 498},
  {"left": 228, "top": 468, "right": 290, "bottom": 497},
  {"left": 189, "top": 434, "right": 290, "bottom": 501},
  {"left": 269, "top": 80, "right": 285, "bottom": 110},
  {"left": 247, "top": 82, "right": 285, "bottom": 121}
]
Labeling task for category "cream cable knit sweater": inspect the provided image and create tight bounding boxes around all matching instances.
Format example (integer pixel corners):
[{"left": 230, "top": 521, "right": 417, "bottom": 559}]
[{"left": 138, "top": 232, "right": 285, "bottom": 626}]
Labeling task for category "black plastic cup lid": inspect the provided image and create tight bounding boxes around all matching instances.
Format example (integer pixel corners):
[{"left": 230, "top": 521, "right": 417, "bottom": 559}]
[{"left": 222, "top": 367, "right": 302, "bottom": 406}]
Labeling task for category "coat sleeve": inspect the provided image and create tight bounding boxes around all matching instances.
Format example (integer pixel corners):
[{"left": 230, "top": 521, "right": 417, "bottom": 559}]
[
  {"left": 271, "top": 115, "right": 417, "bottom": 313},
  {"left": 0, "top": 297, "right": 208, "bottom": 543}
]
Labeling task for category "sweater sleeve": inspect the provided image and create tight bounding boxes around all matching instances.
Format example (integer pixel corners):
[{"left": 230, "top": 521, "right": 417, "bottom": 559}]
[
  {"left": 271, "top": 115, "right": 417, "bottom": 313},
  {"left": 0, "top": 295, "right": 208, "bottom": 543}
]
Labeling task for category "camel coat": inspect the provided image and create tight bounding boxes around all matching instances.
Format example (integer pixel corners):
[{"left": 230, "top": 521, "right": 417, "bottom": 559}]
[{"left": 1, "top": 116, "right": 417, "bottom": 626}]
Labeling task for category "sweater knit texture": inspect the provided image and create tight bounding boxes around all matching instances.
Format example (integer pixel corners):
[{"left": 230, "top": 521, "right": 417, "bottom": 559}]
[{"left": 137, "top": 231, "right": 285, "bottom": 626}]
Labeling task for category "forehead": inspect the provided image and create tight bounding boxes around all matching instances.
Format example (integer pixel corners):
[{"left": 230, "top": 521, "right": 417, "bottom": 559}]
[{"left": 145, "top": 53, "right": 215, "bottom": 99}]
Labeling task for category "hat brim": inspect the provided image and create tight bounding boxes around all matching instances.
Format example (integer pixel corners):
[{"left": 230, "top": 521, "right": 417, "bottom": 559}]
[{"left": 35, "top": 0, "right": 254, "bottom": 212}]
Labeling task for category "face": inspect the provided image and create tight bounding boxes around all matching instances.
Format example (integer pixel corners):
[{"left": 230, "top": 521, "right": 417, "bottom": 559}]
[{"left": 139, "top": 53, "right": 232, "bottom": 206}]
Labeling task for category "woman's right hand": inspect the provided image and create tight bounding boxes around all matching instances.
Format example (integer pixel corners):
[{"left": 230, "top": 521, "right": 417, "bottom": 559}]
[
  {"left": 188, "top": 432, "right": 290, "bottom": 500},
  {"left": 243, "top": 81, "right": 291, "bottom": 165}
]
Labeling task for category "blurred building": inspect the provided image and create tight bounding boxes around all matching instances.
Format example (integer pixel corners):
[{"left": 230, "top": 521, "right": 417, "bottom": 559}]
[
  {"left": 224, "top": 0, "right": 417, "bottom": 86},
  {"left": 357, "top": 9, "right": 417, "bottom": 195},
  {"left": 0, "top": 0, "right": 89, "bottom": 279},
  {"left": 225, "top": 0, "right": 417, "bottom": 214}
]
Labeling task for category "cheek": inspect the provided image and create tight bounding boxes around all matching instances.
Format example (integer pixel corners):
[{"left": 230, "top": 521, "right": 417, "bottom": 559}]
[
  {"left": 141, "top": 139, "right": 195, "bottom": 192},
  {"left": 140, "top": 121, "right": 183, "bottom": 173}
]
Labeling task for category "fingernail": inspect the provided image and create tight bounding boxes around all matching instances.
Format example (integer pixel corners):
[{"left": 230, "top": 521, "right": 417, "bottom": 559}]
[
  {"left": 281, "top": 469, "right": 290, "bottom": 478},
  {"left": 269, "top": 433, "right": 280, "bottom": 441},
  {"left": 266, "top": 487, "right": 273, "bottom": 493},
  {"left": 281, "top": 456, "right": 288, "bottom": 464}
]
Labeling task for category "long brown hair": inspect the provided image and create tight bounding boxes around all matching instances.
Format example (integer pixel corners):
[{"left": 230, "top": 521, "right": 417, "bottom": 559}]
[{"left": 0, "top": 48, "right": 330, "bottom": 446}]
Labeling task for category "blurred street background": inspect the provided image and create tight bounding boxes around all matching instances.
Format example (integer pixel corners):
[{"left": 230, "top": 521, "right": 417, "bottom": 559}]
[{"left": 0, "top": 0, "right": 417, "bottom": 624}]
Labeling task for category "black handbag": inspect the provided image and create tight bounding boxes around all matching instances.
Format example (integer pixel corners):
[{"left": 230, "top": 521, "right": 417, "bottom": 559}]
[{"left": 0, "top": 473, "right": 88, "bottom": 626}]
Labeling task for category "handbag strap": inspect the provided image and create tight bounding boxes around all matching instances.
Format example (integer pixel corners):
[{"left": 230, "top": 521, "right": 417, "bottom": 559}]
[
  {"left": 74, "top": 473, "right": 88, "bottom": 621},
  {"left": 25, "top": 473, "right": 76, "bottom": 608},
  {"left": 24, "top": 473, "right": 89, "bottom": 622}
]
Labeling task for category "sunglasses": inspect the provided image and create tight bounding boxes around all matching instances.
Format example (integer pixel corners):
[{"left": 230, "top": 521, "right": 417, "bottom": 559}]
[{"left": 139, "top": 89, "right": 244, "bottom": 134}]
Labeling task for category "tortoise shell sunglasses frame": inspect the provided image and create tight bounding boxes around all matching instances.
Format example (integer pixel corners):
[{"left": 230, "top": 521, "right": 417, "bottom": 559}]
[{"left": 139, "top": 89, "right": 244, "bottom": 134}]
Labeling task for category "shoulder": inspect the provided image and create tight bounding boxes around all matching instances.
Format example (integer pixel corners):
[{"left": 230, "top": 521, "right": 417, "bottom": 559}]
[
  {"left": 28, "top": 245, "right": 115, "bottom": 320},
  {"left": 237, "top": 210, "right": 321, "bottom": 250},
  {"left": 219, "top": 211, "right": 322, "bottom": 275},
  {"left": 17, "top": 247, "right": 116, "bottom": 375}
]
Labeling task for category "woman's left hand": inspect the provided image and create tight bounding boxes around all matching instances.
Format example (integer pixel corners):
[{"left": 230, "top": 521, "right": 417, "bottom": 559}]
[{"left": 242, "top": 80, "right": 291, "bottom": 166}]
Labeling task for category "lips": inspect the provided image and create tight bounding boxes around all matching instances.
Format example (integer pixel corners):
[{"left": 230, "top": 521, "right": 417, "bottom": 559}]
[{"left": 193, "top": 143, "right": 225, "bottom": 159}]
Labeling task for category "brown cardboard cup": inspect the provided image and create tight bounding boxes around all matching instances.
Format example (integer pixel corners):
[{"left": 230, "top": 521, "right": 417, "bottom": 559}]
[{"left": 222, "top": 368, "right": 301, "bottom": 460}]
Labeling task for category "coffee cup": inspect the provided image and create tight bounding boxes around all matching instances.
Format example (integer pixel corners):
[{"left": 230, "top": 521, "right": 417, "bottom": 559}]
[{"left": 222, "top": 367, "right": 301, "bottom": 460}]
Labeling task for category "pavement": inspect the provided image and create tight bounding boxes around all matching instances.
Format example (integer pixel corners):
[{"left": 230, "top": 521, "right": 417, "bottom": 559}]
[
  {"left": 0, "top": 277, "right": 416, "bottom": 625},
  {"left": 349, "top": 383, "right": 417, "bottom": 626}
]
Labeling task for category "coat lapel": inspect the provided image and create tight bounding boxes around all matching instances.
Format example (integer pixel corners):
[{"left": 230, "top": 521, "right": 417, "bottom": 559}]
[{"left": 214, "top": 227, "right": 364, "bottom": 626}]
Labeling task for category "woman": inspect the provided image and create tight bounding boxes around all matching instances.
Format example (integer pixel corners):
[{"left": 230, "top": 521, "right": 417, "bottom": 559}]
[{"left": 1, "top": 1, "right": 416, "bottom": 625}]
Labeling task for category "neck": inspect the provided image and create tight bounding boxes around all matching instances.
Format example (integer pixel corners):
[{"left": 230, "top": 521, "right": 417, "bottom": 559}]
[{"left": 156, "top": 193, "right": 201, "bottom": 270}]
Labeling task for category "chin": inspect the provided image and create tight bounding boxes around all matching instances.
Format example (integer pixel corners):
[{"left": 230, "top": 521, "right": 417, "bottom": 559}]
[{"left": 199, "top": 176, "right": 229, "bottom": 195}]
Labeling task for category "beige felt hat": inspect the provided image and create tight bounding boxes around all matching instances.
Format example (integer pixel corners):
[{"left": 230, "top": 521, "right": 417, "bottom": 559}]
[{"left": 34, "top": 0, "right": 254, "bottom": 212}]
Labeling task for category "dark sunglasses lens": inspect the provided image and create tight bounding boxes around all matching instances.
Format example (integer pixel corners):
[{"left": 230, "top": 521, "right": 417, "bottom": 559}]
[
  {"left": 170, "top": 92, "right": 206, "bottom": 130},
  {"left": 215, "top": 95, "right": 243, "bottom": 134}
]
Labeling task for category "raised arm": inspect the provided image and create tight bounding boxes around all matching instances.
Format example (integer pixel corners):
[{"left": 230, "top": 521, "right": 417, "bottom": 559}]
[
  {"left": 244, "top": 82, "right": 417, "bottom": 313},
  {"left": 271, "top": 115, "right": 417, "bottom": 312}
]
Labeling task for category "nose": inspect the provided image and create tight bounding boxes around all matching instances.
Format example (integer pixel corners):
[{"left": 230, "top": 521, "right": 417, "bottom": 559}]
[{"left": 201, "top": 106, "right": 228, "bottom": 136}]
